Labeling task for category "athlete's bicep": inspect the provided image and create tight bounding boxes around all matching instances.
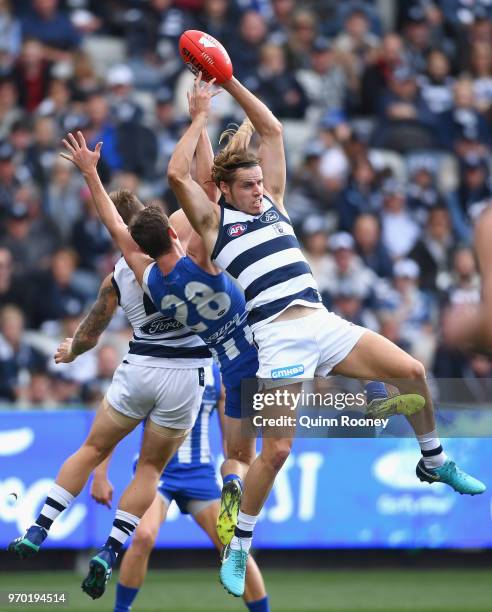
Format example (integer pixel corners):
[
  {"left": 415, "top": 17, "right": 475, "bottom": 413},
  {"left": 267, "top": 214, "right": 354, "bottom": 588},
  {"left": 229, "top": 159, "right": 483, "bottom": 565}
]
[
  {"left": 169, "top": 175, "right": 219, "bottom": 237},
  {"left": 258, "top": 132, "right": 287, "bottom": 212}
]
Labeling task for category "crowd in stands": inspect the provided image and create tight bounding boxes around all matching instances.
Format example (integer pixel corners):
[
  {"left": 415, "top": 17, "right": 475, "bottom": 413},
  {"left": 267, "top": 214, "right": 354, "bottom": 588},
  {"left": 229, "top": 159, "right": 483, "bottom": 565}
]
[{"left": 0, "top": 0, "right": 491, "bottom": 408}]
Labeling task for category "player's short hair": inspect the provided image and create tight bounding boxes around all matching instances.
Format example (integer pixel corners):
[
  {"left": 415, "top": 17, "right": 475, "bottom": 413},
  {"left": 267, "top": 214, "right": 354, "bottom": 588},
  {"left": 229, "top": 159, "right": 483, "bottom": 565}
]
[
  {"left": 128, "top": 204, "right": 172, "bottom": 259},
  {"left": 109, "top": 189, "right": 145, "bottom": 225},
  {"left": 212, "top": 121, "right": 260, "bottom": 187}
]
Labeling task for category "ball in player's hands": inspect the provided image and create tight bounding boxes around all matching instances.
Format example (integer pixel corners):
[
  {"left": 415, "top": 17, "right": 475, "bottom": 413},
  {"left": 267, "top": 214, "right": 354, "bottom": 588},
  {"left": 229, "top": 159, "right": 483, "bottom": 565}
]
[{"left": 179, "top": 30, "right": 233, "bottom": 84}]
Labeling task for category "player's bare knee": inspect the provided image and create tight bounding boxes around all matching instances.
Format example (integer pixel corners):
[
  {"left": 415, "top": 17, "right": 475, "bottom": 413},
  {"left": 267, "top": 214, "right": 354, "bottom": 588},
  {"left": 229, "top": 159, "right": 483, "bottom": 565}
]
[
  {"left": 228, "top": 445, "right": 255, "bottom": 466},
  {"left": 263, "top": 440, "right": 292, "bottom": 472},
  {"left": 132, "top": 526, "right": 157, "bottom": 554},
  {"left": 406, "top": 358, "right": 426, "bottom": 382}
]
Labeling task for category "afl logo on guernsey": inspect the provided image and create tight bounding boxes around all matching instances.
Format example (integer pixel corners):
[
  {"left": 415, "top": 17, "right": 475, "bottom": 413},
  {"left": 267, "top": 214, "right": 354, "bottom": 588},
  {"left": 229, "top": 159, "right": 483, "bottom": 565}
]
[
  {"left": 260, "top": 210, "right": 279, "bottom": 224},
  {"left": 227, "top": 223, "right": 247, "bottom": 238}
]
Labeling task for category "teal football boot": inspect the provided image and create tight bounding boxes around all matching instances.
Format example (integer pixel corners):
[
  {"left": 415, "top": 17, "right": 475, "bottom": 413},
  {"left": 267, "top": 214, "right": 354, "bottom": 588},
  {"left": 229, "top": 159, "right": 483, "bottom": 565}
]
[
  {"left": 8, "top": 525, "right": 47, "bottom": 559},
  {"left": 220, "top": 543, "right": 248, "bottom": 597},
  {"left": 416, "top": 458, "right": 486, "bottom": 495}
]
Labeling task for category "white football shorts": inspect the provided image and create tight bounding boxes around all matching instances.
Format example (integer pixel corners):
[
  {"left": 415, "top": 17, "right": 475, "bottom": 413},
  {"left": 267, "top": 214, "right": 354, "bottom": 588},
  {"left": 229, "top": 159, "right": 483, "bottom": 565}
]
[
  {"left": 106, "top": 362, "right": 204, "bottom": 429},
  {"left": 253, "top": 308, "right": 367, "bottom": 382}
]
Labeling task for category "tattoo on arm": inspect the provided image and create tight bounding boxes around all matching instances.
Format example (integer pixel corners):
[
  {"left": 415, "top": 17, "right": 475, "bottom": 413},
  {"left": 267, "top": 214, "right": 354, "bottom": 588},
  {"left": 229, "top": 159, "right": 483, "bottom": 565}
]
[{"left": 71, "top": 280, "right": 118, "bottom": 356}]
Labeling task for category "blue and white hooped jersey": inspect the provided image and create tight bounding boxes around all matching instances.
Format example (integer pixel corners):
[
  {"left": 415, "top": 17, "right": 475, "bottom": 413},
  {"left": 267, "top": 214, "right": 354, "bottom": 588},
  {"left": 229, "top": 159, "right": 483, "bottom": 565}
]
[
  {"left": 112, "top": 257, "right": 210, "bottom": 368},
  {"left": 211, "top": 194, "right": 322, "bottom": 331},
  {"left": 142, "top": 256, "right": 256, "bottom": 385}
]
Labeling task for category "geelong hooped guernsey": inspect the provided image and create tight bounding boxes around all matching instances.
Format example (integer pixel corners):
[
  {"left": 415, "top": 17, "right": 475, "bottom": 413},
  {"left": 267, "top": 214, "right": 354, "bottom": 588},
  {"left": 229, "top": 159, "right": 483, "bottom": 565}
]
[
  {"left": 142, "top": 255, "right": 256, "bottom": 386},
  {"left": 211, "top": 194, "right": 322, "bottom": 330},
  {"left": 112, "top": 257, "right": 210, "bottom": 368}
]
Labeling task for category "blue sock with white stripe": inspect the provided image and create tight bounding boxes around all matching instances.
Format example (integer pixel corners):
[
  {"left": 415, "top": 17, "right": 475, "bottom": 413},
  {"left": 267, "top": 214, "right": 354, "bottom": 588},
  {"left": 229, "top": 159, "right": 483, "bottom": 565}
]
[
  {"left": 246, "top": 595, "right": 270, "bottom": 612},
  {"left": 365, "top": 382, "right": 387, "bottom": 403},
  {"left": 224, "top": 473, "right": 243, "bottom": 489},
  {"left": 114, "top": 583, "right": 139, "bottom": 612}
]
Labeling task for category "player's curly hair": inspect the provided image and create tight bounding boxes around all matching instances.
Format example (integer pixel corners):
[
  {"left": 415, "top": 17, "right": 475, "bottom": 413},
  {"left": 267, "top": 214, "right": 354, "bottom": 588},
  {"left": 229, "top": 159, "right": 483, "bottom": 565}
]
[
  {"left": 212, "top": 118, "right": 260, "bottom": 187},
  {"left": 109, "top": 189, "right": 145, "bottom": 225}
]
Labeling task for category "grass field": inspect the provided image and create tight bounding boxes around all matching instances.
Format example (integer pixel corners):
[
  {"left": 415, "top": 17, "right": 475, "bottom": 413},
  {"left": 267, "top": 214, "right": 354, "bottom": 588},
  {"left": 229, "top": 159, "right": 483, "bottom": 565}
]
[{"left": 0, "top": 569, "right": 490, "bottom": 612}]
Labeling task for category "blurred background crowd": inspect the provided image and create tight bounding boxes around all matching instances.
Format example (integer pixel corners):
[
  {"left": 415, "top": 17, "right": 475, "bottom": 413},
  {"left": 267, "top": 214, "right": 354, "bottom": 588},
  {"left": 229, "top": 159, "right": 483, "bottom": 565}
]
[{"left": 0, "top": 0, "right": 491, "bottom": 408}]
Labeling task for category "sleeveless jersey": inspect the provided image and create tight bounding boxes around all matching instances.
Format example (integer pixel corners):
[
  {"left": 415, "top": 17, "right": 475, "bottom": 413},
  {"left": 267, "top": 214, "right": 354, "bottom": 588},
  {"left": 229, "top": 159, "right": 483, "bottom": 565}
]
[
  {"left": 211, "top": 194, "right": 322, "bottom": 331},
  {"left": 112, "top": 257, "right": 210, "bottom": 369},
  {"left": 142, "top": 255, "right": 255, "bottom": 387}
]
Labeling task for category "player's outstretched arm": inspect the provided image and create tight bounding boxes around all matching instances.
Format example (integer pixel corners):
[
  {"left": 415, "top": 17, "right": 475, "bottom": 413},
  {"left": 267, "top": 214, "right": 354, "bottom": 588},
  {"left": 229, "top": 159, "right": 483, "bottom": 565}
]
[
  {"left": 222, "top": 77, "right": 286, "bottom": 208},
  {"left": 54, "top": 274, "right": 118, "bottom": 364},
  {"left": 61, "top": 131, "right": 152, "bottom": 284},
  {"left": 168, "top": 74, "right": 220, "bottom": 247}
]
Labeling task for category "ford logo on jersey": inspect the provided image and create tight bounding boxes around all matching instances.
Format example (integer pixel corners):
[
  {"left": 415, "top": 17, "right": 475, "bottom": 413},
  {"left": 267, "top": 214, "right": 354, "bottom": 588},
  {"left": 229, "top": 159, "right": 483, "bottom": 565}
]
[
  {"left": 227, "top": 223, "right": 247, "bottom": 237},
  {"left": 271, "top": 364, "right": 305, "bottom": 378},
  {"left": 260, "top": 210, "right": 280, "bottom": 224},
  {"left": 140, "top": 316, "right": 184, "bottom": 335}
]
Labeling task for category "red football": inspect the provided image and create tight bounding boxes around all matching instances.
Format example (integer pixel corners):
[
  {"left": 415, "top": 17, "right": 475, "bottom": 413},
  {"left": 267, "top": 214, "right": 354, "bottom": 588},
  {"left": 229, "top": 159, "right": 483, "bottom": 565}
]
[{"left": 178, "top": 30, "right": 233, "bottom": 84}]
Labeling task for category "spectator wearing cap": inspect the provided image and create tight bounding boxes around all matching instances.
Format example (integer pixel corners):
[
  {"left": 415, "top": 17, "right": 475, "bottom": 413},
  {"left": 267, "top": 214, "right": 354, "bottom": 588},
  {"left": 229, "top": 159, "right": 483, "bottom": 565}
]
[
  {"left": 296, "top": 37, "right": 347, "bottom": 124},
  {"left": 250, "top": 43, "right": 307, "bottom": 119},
  {"left": 152, "top": 86, "right": 184, "bottom": 178},
  {"left": 20, "top": 0, "right": 82, "bottom": 61},
  {"left": 401, "top": 4, "right": 453, "bottom": 75},
  {"left": 438, "top": 77, "right": 491, "bottom": 155},
  {"left": 445, "top": 152, "right": 492, "bottom": 241},
  {"left": 267, "top": 0, "right": 295, "bottom": 46},
  {"left": 331, "top": 280, "right": 379, "bottom": 331},
  {"left": 374, "top": 63, "right": 436, "bottom": 152},
  {"left": 317, "top": 110, "right": 350, "bottom": 194},
  {"left": 299, "top": 215, "right": 332, "bottom": 294},
  {"left": 106, "top": 64, "right": 143, "bottom": 125},
  {"left": 408, "top": 207, "right": 455, "bottom": 291},
  {"left": 377, "top": 258, "right": 436, "bottom": 366},
  {"left": 417, "top": 49, "right": 454, "bottom": 116},
  {"left": 0, "top": 304, "right": 47, "bottom": 402},
  {"left": 337, "top": 156, "right": 382, "bottom": 231},
  {"left": 0, "top": 200, "right": 60, "bottom": 276},
  {"left": 12, "top": 38, "right": 51, "bottom": 113},
  {"left": 380, "top": 178, "right": 420, "bottom": 259},
  {"left": 323, "top": 231, "right": 377, "bottom": 308},
  {"left": 406, "top": 155, "right": 441, "bottom": 225},
  {"left": 353, "top": 213, "right": 393, "bottom": 278}
]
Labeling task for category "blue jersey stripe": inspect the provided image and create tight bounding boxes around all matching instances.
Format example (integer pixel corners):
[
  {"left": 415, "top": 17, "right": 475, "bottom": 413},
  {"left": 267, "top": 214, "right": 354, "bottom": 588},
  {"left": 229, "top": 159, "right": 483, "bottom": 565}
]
[
  {"left": 244, "top": 261, "right": 312, "bottom": 303},
  {"left": 128, "top": 341, "right": 211, "bottom": 359},
  {"left": 227, "top": 234, "right": 300, "bottom": 279},
  {"left": 248, "top": 287, "right": 321, "bottom": 327}
]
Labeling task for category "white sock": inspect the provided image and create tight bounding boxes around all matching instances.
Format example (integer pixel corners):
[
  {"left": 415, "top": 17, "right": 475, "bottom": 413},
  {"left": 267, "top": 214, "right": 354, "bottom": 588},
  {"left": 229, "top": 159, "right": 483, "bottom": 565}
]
[
  {"left": 236, "top": 510, "right": 258, "bottom": 533},
  {"left": 36, "top": 483, "right": 75, "bottom": 530},
  {"left": 417, "top": 430, "right": 447, "bottom": 468},
  {"left": 230, "top": 534, "right": 253, "bottom": 554},
  {"left": 108, "top": 509, "right": 140, "bottom": 550},
  {"left": 230, "top": 510, "right": 258, "bottom": 553}
]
